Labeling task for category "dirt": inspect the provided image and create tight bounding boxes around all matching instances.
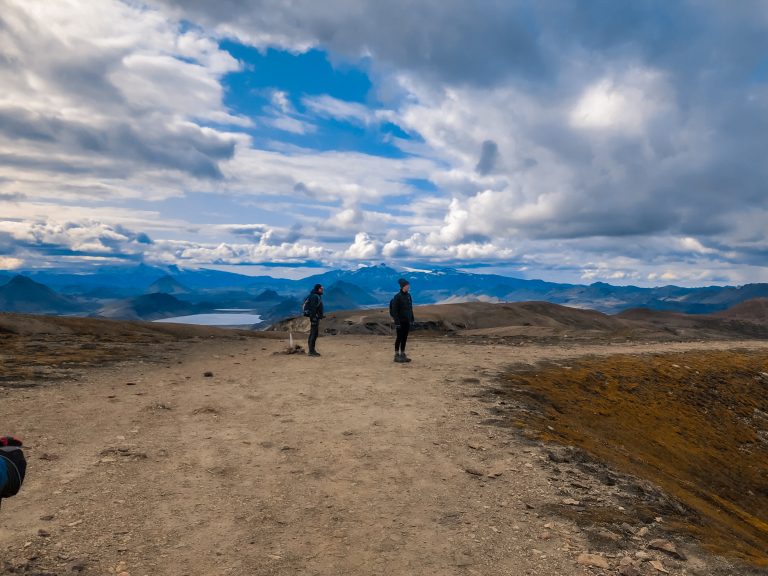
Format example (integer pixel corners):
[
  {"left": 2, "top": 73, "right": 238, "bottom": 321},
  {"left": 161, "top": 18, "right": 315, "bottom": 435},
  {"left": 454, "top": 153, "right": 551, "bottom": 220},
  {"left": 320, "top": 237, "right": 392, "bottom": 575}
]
[{"left": 2, "top": 330, "right": 768, "bottom": 575}]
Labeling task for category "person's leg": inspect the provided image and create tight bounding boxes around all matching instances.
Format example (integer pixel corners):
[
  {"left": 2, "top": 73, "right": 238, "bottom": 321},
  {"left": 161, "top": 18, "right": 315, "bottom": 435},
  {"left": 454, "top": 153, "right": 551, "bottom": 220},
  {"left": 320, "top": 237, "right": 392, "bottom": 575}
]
[
  {"left": 394, "top": 324, "right": 404, "bottom": 361},
  {"left": 400, "top": 320, "right": 411, "bottom": 361},
  {"left": 308, "top": 321, "right": 319, "bottom": 355}
]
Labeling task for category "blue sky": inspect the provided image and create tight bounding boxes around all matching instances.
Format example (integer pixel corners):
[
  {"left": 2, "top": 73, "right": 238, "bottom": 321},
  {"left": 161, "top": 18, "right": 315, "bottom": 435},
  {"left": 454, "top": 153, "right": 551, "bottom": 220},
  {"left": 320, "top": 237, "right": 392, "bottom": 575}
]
[{"left": 1, "top": 1, "right": 768, "bottom": 286}]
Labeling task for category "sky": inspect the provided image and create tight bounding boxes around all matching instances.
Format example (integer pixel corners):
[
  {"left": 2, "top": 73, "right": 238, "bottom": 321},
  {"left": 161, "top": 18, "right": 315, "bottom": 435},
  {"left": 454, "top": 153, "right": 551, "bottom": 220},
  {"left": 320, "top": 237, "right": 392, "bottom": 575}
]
[{"left": 1, "top": 1, "right": 768, "bottom": 286}]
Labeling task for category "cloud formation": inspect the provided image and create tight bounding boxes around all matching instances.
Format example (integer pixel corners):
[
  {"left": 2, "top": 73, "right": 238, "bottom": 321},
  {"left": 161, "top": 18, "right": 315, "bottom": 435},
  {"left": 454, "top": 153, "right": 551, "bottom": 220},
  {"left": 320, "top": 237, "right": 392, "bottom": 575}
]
[{"left": 1, "top": 1, "right": 767, "bottom": 285}]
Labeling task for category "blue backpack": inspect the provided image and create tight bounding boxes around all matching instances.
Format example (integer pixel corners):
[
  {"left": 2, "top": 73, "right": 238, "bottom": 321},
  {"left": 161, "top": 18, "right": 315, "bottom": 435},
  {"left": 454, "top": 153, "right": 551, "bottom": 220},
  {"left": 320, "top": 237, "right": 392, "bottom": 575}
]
[{"left": 0, "top": 436, "right": 26, "bottom": 505}]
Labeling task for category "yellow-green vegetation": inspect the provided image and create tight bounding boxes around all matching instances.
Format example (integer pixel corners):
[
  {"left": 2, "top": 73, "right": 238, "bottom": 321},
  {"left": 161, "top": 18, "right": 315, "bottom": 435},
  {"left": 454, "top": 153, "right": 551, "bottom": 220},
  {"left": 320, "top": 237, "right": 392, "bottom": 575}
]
[{"left": 505, "top": 350, "right": 768, "bottom": 565}]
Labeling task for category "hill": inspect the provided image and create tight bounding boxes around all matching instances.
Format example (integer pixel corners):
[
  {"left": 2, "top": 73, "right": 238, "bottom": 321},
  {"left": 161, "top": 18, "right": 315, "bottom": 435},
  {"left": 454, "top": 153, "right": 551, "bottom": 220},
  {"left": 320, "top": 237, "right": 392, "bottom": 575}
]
[
  {"left": 98, "top": 293, "right": 211, "bottom": 321},
  {"left": 714, "top": 297, "right": 768, "bottom": 322},
  {"left": 271, "top": 300, "right": 768, "bottom": 341},
  {"left": 0, "top": 275, "right": 84, "bottom": 314},
  {"left": 146, "top": 275, "right": 191, "bottom": 295}
]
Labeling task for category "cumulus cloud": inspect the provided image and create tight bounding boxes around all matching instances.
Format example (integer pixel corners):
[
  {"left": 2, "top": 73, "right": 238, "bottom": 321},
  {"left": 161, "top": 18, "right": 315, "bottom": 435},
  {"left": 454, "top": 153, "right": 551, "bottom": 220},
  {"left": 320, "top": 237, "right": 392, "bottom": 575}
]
[
  {"left": 344, "top": 232, "right": 381, "bottom": 259},
  {"left": 3, "top": 0, "right": 768, "bottom": 285}
]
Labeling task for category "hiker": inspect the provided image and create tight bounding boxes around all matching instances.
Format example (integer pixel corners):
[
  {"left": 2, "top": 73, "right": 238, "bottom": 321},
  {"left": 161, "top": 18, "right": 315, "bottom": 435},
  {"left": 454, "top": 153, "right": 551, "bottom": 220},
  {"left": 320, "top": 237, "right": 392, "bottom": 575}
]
[
  {"left": 303, "top": 284, "right": 324, "bottom": 357},
  {"left": 0, "top": 436, "right": 26, "bottom": 509},
  {"left": 390, "top": 278, "right": 415, "bottom": 363}
]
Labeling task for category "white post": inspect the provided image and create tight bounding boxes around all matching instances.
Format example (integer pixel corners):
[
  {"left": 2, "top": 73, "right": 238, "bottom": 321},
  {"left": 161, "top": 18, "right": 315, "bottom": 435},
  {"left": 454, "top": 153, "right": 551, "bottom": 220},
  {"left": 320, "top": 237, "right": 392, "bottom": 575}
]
[{"left": 289, "top": 331, "right": 294, "bottom": 348}]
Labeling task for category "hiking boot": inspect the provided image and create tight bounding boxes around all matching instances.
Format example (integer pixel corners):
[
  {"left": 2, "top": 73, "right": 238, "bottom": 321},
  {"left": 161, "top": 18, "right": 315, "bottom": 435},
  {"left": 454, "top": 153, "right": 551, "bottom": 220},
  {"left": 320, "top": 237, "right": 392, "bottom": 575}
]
[
  {"left": 401, "top": 354, "right": 412, "bottom": 363},
  {"left": 308, "top": 351, "right": 321, "bottom": 357},
  {"left": 394, "top": 353, "right": 403, "bottom": 362}
]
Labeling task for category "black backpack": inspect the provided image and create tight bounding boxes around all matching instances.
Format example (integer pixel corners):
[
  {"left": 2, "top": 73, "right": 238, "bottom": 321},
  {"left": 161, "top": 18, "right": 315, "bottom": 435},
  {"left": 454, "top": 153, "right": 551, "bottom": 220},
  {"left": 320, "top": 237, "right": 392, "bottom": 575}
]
[
  {"left": 389, "top": 296, "right": 396, "bottom": 319},
  {"left": 0, "top": 436, "right": 26, "bottom": 504},
  {"left": 302, "top": 294, "right": 314, "bottom": 317}
]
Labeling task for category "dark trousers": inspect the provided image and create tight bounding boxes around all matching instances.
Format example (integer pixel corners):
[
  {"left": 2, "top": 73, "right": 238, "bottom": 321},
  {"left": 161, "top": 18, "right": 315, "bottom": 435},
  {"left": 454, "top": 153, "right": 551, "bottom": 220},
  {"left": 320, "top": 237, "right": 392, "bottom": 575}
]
[
  {"left": 308, "top": 320, "right": 319, "bottom": 353},
  {"left": 394, "top": 320, "right": 410, "bottom": 353}
]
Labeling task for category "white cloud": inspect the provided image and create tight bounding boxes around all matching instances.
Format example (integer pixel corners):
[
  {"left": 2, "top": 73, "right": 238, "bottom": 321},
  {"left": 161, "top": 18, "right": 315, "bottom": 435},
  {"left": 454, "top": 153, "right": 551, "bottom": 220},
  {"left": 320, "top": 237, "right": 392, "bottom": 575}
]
[
  {"left": 0, "top": 257, "right": 23, "bottom": 270},
  {"left": 302, "top": 95, "right": 381, "bottom": 125},
  {"left": 570, "top": 68, "right": 671, "bottom": 135},
  {"left": 344, "top": 232, "right": 380, "bottom": 259}
]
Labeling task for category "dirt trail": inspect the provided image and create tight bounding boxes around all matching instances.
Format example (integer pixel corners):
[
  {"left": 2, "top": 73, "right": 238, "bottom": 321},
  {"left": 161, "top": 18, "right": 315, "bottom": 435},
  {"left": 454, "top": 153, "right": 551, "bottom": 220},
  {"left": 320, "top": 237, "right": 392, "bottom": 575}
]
[{"left": 3, "top": 336, "right": 768, "bottom": 575}]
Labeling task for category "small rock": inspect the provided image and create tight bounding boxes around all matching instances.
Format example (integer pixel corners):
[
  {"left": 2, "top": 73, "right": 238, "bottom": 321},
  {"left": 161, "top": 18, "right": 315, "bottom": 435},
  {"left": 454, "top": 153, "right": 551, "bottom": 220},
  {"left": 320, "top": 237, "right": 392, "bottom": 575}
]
[
  {"left": 649, "top": 539, "right": 686, "bottom": 560},
  {"left": 577, "top": 553, "right": 610, "bottom": 569},
  {"left": 39, "top": 515, "right": 55, "bottom": 521},
  {"left": 538, "top": 531, "right": 551, "bottom": 540},
  {"left": 67, "top": 560, "right": 87, "bottom": 572},
  {"left": 637, "top": 526, "right": 650, "bottom": 537},
  {"left": 487, "top": 464, "right": 505, "bottom": 478},
  {"left": 619, "top": 556, "right": 634, "bottom": 566},
  {"left": 650, "top": 559, "right": 669, "bottom": 573},
  {"left": 37, "top": 529, "right": 50, "bottom": 537},
  {"left": 619, "top": 566, "right": 642, "bottom": 576},
  {"left": 635, "top": 551, "right": 652, "bottom": 560},
  {"left": 115, "top": 562, "right": 128, "bottom": 572},
  {"left": 203, "top": 371, "right": 214, "bottom": 378},
  {"left": 464, "top": 466, "right": 484, "bottom": 476},
  {"left": 547, "top": 448, "right": 572, "bottom": 463},
  {"left": 562, "top": 498, "right": 581, "bottom": 506}
]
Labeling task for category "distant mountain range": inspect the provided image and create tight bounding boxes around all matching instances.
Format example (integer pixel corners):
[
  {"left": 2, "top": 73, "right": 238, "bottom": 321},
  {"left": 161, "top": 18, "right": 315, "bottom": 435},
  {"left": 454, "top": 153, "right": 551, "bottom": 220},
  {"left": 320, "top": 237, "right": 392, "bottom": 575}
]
[{"left": 1, "top": 264, "right": 768, "bottom": 324}]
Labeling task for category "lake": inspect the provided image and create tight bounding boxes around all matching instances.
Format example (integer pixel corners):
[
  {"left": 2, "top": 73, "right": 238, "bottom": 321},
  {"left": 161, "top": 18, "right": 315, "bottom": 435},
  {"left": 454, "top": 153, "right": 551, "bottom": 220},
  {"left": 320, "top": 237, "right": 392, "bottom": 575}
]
[{"left": 153, "top": 313, "right": 263, "bottom": 326}]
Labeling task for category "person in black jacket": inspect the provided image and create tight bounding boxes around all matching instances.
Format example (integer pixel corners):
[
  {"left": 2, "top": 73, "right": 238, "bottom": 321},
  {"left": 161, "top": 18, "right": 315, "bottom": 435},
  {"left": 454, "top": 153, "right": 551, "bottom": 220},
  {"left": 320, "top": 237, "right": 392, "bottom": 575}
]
[
  {"left": 391, "top": 278, "right": 415, "bottom": 363},
  {"left": 304, "top": 284, "right": 324, "bottom": 357}
]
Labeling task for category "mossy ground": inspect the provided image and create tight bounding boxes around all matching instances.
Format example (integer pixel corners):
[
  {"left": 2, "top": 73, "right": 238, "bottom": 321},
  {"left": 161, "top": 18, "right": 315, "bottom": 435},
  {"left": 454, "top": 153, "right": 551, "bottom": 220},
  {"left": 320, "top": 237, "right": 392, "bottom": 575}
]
[{"left": 504, "top": 350, "right": 768, "bottom": 566}]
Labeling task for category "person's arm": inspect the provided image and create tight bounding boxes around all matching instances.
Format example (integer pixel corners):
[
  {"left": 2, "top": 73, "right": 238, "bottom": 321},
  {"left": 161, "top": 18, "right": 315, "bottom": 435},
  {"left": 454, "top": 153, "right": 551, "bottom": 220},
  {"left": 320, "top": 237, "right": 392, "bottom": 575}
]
[
  {"left": 393, "top": 294, "right": 403, "bottom": 325},
  {"left": 307, "top": 294, "right": 319, "bottom": 320}
]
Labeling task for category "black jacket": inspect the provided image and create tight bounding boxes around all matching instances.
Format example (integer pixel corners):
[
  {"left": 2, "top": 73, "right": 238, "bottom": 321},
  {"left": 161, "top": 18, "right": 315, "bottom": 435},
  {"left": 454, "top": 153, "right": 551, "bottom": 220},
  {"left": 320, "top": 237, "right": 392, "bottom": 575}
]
[
  {"left": 391, "top": 290, "right": 414, "bottom": 324},
  {"left": 305, "top": 290, "right": 324, "bottom": 321}
]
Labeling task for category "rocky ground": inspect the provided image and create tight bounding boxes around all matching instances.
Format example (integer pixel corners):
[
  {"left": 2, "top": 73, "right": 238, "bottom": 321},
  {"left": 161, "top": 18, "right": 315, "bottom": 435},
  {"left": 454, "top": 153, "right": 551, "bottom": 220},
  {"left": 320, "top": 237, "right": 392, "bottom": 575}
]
[{"left": 1, "top": 324, "right": 768, "bottom": 575}]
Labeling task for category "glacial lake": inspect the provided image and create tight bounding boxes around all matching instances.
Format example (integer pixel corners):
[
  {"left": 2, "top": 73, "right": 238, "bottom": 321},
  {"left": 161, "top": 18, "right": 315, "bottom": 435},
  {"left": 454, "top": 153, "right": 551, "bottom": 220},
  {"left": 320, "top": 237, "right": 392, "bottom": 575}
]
[{"left": 153, "top": 313, "right": 263, "bottom": 326}]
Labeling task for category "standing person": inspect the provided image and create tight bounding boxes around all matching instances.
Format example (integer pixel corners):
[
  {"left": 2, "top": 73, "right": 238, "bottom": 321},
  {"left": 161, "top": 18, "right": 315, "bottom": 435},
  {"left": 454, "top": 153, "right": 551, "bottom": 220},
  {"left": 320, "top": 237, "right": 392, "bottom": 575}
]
[
  {"left": 303, "top": 284, "right": 324, "bottom": 357},
  {"left": 390, "top": 278, "right": 414, "bottom": 363}
]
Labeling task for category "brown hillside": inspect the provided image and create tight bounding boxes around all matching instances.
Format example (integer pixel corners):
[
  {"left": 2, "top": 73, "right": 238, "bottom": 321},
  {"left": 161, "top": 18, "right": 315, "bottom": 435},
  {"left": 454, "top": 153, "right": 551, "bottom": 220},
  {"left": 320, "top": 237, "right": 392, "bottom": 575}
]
[
  {"left": 271, "top": 301, "right": 628, "bottom": 336},
  {"left": 0, "top": 312, "right": 268, "bottom": 386},
  {"left": 715, "top": 298, "right": 768, "bottom": 322},
  {"left": 503, "top": 350, "right": 768, "bottom": 566}
]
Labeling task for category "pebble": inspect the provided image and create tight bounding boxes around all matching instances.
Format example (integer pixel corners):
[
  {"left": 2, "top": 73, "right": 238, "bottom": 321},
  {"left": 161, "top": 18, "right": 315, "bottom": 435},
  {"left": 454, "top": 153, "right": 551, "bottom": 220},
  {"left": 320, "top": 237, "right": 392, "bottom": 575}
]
[
  {"left": 577, "top": 553, "right": 610, "bottom": 569},
  {"left": 649, "top": 538, "right": 686, "bottom": 560},
  {"left": 67, "top": 560, "right": 87, "bottom": 572},
  {"left": 203, "top": 371, "right": 214, "bottom": 377}
]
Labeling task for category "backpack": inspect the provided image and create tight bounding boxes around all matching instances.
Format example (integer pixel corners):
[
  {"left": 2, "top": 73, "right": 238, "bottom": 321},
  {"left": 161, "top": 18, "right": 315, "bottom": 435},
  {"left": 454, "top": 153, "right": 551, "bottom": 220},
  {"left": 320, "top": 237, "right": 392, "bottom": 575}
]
[
  {"left": 0, "top": 436, "right": 26, "bottom": 503},
  {"left": 389, "top": 296, "right": 396, "bottom": 319},
  {"left": 302, "top": 294, "right": 312, "bottom": 317}
]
